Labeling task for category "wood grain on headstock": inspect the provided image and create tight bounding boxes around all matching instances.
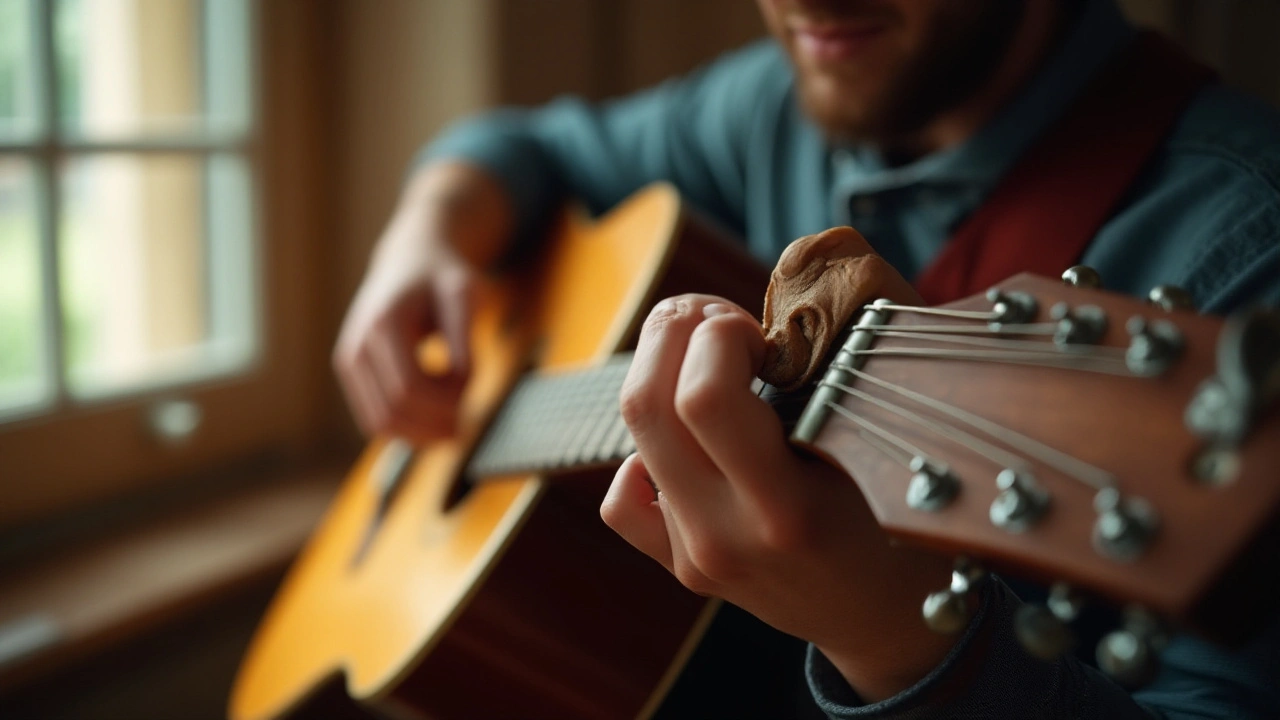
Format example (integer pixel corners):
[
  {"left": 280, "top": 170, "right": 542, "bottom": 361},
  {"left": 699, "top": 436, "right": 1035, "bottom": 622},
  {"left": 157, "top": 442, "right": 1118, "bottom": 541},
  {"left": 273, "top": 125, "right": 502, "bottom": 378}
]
[{"left": 798, "top": 274, "right": 1280, "bottom": 642}]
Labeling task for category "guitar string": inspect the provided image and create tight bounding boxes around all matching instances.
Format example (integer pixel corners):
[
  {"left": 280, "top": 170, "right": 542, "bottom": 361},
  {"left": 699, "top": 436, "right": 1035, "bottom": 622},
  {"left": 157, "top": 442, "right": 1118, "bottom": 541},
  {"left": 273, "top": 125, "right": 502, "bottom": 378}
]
[
  {"left": 856, "top": 322, "right": 1058, "bottom": 336},
  {"left": 472, "top": 341, "right": 1106, "bottom": 477},
  {"left": 831, "top": 364, "right": 1116, "bottom": 491},
  {"left": 812, "top": 301, "right": 1133, "bottom": 495},
  {"left": 870, "top": 329, "right": 1127, "bottom": 356},
  {"left": 854, "top": 427, "right": 916, "bottom": 468},
  {"left": 849, "top": 346, "right": 1133, "bottom": 376},
  {"left": 823, "top": 400, "right": 930, "bottom": 461},
  {"left": 870, "top": 303, "right": 1001, "bottom": 321},
  {"left": 472, "top": 298, "right": 1137, "bottom": 478},
  {"left": 822, "top": 380, "right": 1033, "bottom": 474}
]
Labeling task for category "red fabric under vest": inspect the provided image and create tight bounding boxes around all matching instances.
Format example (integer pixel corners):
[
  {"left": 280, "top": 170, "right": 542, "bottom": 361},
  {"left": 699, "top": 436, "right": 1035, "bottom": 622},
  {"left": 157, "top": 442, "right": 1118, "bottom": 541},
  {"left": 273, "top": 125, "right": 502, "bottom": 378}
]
[{"left": 913, "top": 32, "right": 1215, "bottom": 306}]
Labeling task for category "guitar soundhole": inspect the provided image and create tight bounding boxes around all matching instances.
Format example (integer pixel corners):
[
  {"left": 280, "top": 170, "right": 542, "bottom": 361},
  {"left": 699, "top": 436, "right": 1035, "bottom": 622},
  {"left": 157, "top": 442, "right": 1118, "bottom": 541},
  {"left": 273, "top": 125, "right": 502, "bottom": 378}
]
[{"left": 442, "top": 472, "right": 476, "bottom": 511}]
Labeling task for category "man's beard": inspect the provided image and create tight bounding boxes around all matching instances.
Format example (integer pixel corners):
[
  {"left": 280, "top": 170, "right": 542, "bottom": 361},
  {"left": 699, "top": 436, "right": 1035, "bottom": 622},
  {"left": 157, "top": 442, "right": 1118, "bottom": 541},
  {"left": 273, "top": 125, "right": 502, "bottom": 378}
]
[{"left": 797, "top": 0, "right": 1027, "bottom": 150}]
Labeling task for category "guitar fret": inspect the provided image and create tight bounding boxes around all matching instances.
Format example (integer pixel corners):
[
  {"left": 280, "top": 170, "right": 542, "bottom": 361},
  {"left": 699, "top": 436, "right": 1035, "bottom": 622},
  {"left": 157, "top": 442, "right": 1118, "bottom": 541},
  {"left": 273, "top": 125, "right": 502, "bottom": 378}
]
[
  {"left": 568, "top": 363, "right": 629, "bottom": 467},
  {"left": 467, "top": 356, "right": 634, "bottom": 479}
]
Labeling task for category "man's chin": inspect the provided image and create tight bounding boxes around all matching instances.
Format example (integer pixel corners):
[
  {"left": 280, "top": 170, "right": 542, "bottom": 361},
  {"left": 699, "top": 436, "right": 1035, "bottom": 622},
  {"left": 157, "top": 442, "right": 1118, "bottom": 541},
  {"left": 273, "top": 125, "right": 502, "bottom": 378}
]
[{"left": 798, "top": 84, "right": 880, "bottom": 145}]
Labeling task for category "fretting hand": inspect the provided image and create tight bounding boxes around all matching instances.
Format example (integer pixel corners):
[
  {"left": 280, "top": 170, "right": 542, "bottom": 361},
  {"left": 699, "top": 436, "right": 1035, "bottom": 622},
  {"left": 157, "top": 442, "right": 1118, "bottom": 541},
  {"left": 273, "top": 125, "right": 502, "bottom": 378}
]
[{"left": 601, "top": 292, "right": 959, "bottom": 702}]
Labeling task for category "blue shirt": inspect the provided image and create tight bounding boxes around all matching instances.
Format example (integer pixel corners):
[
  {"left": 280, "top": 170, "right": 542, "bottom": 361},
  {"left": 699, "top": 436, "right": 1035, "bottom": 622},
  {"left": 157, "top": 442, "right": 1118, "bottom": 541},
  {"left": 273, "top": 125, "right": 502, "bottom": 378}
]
[{"left": 423, "top": 0, "right": 1280, "bottom": 716}]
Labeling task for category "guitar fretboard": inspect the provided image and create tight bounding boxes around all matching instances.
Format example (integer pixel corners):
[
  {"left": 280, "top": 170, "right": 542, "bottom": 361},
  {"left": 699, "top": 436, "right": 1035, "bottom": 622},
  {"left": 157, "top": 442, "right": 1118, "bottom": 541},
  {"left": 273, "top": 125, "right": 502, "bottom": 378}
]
[{"left": 466, "top": 354, "right": 637, "bottom": 479}]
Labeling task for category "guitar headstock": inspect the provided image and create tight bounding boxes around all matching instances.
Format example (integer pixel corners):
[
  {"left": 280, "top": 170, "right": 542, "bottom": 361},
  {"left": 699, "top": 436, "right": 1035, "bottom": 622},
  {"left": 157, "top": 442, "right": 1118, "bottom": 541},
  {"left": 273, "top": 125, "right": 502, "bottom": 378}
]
[{"left": 791, "top": 271, "right": 1280, "bottom": 681}]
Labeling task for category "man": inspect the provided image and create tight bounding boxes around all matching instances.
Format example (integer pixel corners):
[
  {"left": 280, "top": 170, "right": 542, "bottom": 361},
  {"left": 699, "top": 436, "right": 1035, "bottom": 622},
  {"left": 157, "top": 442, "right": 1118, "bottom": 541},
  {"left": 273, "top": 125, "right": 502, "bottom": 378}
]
[{"left": 334, "top": 0, "right": 1280, "bottom": 716}]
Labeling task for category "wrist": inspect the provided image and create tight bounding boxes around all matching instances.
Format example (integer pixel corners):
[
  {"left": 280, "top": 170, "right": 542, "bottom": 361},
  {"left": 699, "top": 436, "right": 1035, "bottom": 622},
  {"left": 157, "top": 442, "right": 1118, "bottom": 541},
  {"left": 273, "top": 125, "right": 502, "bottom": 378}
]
[
  {"left": 813, "top": 550, "right": 961, "bottom": 702},
  {"left": 395, "top": 161, "right": 513, "bottom": 269}
]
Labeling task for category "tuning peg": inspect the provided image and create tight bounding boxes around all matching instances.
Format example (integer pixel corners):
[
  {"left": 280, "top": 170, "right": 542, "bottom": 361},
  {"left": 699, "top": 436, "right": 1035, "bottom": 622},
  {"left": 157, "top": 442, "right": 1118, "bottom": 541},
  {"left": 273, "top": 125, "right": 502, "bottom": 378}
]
[
  {"left": 985, "top": 288, "right": 1039, "bottom": 326},
  {"left": 989, "top": 469, "right": 1051, "bottom": 532},
  {"left": 922, "top": 558, "right": 987, "bottom": 634},
  {"left": 1015, "top": 605, "right": 1074, "bottom": 660},
  {"left": 1051, "top": 302, "right": 1108, "bottom": 346},
  {"left": 1014, "top": 583, "right": 1083, "bottom": 661},
  {"left": 1092, "top": 488, "right": 1159, "bottom": 561},
  {"left": 1061, "top": 266, "right": 1102, "bottom": 288},
  {"left": 1046, "top": 582, "right": 1083, "bottom": 623},
  {"left": 1097, "top": 607, "right": 1167, "bottom": 688},
  {"left": 1125, "top": 316, "right": 1184, "bottom": 376},
  {"left": 906, "top": 456, "right": 960, "bottom": 512},
  {"left": 1184, "top": 308, "right": 1280, "bottom": 447},
  {"left": 1147, "top": 285, "right": 1194, "bottom": 312}
]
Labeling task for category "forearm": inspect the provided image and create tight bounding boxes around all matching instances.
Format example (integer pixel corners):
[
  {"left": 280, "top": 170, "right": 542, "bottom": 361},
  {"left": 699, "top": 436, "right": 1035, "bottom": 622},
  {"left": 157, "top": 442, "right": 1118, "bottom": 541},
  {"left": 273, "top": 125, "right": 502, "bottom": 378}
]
[
  {"left": 808, "top": 578, "right": 1278, "bottom": 720},
  {"left": 386, "top": 160, "right": 515, "bottom": 271}
]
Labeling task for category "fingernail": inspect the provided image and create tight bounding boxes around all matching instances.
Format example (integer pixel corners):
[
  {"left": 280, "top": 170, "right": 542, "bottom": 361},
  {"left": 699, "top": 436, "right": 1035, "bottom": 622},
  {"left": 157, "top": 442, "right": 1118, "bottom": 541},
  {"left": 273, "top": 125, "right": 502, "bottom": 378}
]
[{"left": 703, "top": 303, "right": 734, "bottom": 318}]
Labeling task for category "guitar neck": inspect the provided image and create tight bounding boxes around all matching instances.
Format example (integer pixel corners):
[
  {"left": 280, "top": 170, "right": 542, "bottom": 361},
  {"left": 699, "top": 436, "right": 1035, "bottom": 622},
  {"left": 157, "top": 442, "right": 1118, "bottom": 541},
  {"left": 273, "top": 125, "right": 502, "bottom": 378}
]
[
  {"left": 465, "top": 352, "right": 808, "bottom": 482},
  {"left": 466, "top": 355, "right": 638, "bottom": 479}
]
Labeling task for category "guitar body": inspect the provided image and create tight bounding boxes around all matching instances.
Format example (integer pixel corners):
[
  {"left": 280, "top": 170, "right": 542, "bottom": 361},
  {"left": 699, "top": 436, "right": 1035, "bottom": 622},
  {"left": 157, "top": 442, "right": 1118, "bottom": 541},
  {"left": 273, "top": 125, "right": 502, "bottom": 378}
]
[{"left": 231, "top": 185, "right": 771, "bottom": 720}]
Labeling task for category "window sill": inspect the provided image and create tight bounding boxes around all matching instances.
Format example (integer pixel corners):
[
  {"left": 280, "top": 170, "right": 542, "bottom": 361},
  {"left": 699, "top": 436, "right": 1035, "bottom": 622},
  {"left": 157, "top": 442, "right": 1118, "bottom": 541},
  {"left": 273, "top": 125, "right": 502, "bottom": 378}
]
[{"left": 0, "top": 464, "right": 345, "bottom": 693}]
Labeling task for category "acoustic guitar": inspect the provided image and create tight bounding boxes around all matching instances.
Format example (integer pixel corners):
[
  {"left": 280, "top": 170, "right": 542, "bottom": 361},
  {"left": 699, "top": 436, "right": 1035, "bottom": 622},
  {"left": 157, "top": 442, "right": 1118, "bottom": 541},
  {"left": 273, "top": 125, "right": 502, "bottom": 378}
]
[{"left": 231, "top": 183, "right": 1280, "bottom": 720}]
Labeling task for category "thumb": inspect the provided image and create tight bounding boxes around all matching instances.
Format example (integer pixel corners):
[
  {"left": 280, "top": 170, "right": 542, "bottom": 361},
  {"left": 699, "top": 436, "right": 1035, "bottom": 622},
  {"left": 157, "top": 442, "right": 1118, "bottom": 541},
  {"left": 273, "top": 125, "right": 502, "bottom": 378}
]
[{"left": 432, "top": 265, "right": 474, "bottom": 378}]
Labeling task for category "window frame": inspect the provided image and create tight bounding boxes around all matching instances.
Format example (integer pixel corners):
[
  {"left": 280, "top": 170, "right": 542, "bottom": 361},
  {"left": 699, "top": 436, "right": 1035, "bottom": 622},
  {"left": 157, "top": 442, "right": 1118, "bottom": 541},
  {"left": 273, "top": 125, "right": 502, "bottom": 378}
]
[{"left": 0, "top": 0, "right": 333, "bottom": 530}]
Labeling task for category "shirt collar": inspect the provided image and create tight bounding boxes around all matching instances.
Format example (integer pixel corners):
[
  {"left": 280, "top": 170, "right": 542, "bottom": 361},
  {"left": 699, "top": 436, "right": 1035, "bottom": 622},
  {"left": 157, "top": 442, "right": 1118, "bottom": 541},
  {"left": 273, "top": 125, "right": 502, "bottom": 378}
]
[{"left": 832, "top": 0, "right": 1136, "bottom": 195}]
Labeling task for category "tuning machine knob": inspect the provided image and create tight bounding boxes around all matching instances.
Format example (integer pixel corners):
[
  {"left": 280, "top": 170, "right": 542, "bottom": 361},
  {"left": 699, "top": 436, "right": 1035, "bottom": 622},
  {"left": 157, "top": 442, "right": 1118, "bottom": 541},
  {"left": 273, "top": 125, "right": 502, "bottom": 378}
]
[
  {"left": 1147, "top": 285, "right": 1194, "bottom": 312},
  {"left": 922, "top": 558, "right": 987, "bottom": 634},
  {"left": 1092, "top": 488, "right": 1158, "bottom": 561},
  {"left": 1014, "top": 583, "right": 1083, "bottom": 661},
  {"left": 1184, "top": 308, "right": 1280, "bottom": 447},
  {"left": 986, "top": 289, "right": 1039, "bottom": 327},
  {"left": 990, "top": 469, "right": 1051, "bottom": 532},
  {"left": 1097, "top": 607, "right": 1168, "bottom": 688},
  {"left": 906, "top": 456, "right": 959, "bottom": 512},
  {"left": 1051, "top": 303, "right": 1108, "bottom": 346},
  {"left": 1125, "top": 316, "right": 1183, "bottom": 376},
  {"left": 1061, "top": 266, "right": 1102, "bottom": 289}
]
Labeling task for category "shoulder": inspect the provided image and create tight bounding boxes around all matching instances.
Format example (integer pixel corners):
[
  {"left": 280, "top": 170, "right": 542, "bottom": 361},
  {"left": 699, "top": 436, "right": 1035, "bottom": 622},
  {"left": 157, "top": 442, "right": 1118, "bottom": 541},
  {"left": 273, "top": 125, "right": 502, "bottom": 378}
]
[
  {"left": 1166, "top": 83, "right": 1280, "bottom": 191},
  {"left": 1093, "top": 84, "right": 1280, "bottom": 312}
]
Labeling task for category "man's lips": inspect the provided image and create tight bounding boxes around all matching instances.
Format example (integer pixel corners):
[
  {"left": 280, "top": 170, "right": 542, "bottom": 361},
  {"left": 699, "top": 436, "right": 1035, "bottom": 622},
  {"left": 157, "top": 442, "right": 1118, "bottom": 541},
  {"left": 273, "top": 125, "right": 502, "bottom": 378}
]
[{"left": 790, "top": 20, "right": 889, "bottom": 62}]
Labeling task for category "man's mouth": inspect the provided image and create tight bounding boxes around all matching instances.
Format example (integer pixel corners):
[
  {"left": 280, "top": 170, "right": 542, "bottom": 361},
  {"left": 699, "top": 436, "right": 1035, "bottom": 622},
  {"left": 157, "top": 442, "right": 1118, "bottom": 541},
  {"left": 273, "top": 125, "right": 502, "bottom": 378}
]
[{"left": 789, "top": 19, "right": 890, "bottom": 63}]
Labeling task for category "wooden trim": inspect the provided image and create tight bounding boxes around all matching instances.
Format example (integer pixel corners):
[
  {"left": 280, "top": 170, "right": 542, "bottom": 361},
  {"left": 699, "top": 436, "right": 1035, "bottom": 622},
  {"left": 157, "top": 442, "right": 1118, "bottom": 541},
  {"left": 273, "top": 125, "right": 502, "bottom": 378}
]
[{"left": 0, "top": 466, "right": 344, "bottom": 693}]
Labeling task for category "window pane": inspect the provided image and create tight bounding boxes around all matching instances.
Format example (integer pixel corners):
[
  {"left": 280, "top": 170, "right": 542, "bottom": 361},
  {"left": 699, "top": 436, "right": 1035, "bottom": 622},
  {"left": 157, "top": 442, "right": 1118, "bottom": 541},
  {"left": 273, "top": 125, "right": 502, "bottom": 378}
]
[
  {"left": 60, "top": 153, "right": 254, "bottom": 397},
  {"left": 0, "top": 0, "right": 38, "bottom": 139},
  {"left": 56, "top": 0, "right": 251, "bottom": 139},
  {"left": 0, "top": 158, "right": 49, "bottom": 415}
]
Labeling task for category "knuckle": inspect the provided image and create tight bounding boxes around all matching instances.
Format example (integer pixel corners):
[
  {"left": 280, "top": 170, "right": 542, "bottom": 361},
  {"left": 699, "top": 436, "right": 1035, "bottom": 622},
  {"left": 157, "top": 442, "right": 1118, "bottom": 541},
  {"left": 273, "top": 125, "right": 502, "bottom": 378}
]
[
  {"left": 331, "top": 341, "right": 360, "bottom": 374},
  {"left": 684, "top": 535, "right": 737, "bottom": 584},
  {"left": 644, "top": 296, "right": 693, "bottom": 333},
  {"left": 382, "top": 408, "right": 417, "bottom": 436},
  {"left": 618, "top": 380, "right": 660, "bottom": 427},
  {"left": 757, "top": 511, "right": 817, "bottom": 554},
  {"left": 599, "top": 494, "right": 625, "bottom": 530},
  {"left": 673, "top": 375, "right": 723, "bottom": 427}
]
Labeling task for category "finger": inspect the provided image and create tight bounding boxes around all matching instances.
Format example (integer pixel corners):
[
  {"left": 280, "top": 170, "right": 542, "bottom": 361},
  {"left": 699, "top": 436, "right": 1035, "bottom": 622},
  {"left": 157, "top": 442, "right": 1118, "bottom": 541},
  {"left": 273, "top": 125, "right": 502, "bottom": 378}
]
[
  {"left": 336, "top": 352, "right": 381, "bottom": 437},
  {"left": 677, "top": 306, "right": 795, "bottom": 500},
  {"left": 619, "top": 295, "right": 727, "bottom": 504},
  {"left": 367, "top": 329, "right": 461, "bottom": 439},
  {"left": 353, "top": 350, "right": 397, "bottom": 437},
  {"left": 432, "top": 266, "right": 473, "bottom": 378},
  {"left": 601, "top": 453, "right": 673, "bottom": 572}
]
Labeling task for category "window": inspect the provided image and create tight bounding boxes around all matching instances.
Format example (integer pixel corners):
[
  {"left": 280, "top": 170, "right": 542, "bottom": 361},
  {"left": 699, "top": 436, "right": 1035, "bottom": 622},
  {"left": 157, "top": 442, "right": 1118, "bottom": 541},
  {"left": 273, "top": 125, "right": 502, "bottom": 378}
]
[
  {"left": 0, "top": 0, "right": 313, "bottom": 529},
  {"left": 1, "top": 0, "right": 253, "bottom": 416}
]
